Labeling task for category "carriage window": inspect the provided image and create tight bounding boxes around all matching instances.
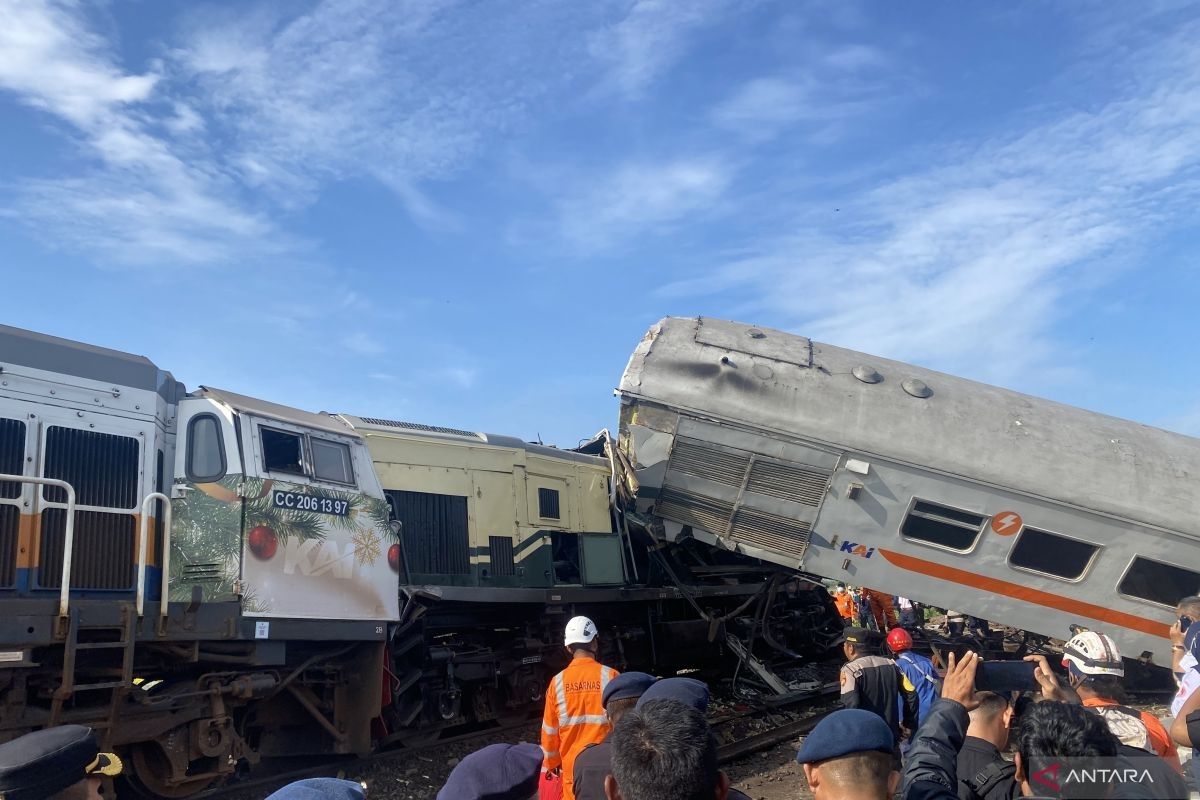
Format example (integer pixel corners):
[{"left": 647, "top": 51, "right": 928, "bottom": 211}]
[
  {"left": 186, "top": 414, "right": 226, "bottom": 482},
  {"left": 261, "top": 428, "right": 305, "bottom": 475},
  {"left": 1008, "top": 527, "right": 1099, "bottom": 581},
  {"left": 311, "top": 438, "right": 354, "bottom": 485},
  {"left": 538, "top": 487, "right": 561, "bottom": 520},
  {"left": 1118, "top": 557, "right": 1200, "bottom": 608},
  {"left": 900, "top": 499, "right": 984, "bottom": 551}
]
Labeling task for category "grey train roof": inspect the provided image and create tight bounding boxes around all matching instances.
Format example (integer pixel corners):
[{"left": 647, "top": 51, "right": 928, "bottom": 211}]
[
  {"left": 198, "top": 387, "right": 361, "bottom": 438},
  {"left": 0, "top": 324, "right": 183, "bottom": 399},
  {"left": 620, "top": 317, "right": 1200, "bottom": 537},
  {"left": 340, "top": 414, "right": 607, "bottom": 466}
]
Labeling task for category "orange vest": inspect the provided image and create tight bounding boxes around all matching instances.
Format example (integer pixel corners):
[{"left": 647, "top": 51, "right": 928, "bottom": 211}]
[
  {"left": 834, "top": 593, "right": 856, "bottom": 620},
  {"left": 541, "top": 655, "right": 618, "bottom": 800}
]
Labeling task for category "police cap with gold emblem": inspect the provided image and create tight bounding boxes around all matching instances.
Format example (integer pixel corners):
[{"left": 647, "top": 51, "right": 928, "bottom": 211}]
[{"left": 0, "top": 725, "right": 122, "bottom": 800}]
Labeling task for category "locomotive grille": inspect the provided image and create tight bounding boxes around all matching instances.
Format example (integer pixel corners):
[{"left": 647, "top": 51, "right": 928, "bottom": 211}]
[
  {"left": 489, "top": 536, "right": 515, "bottom": 577},
  {"left": 0, "top": 505, "right": 17, "bottom": 587},
  {"left": 656, "top": 487, "right": 734, "bottom": 534},
  {"left": 729, "top": 507, "right": 811, "bottom": 559},
  {"left": 42, "top": 427, "right": 138, "bottom": 508},
  {"left": 746, "top": 460, "right": 830, "bottom": 506},
  {"left": 39, "top": 509, "right": 134, "bottom": 589},
  {"left": 0, "top": 418, "right": 24, "bottom": 499},
  {"left": 359, "top": 418, "right": 480, "bottom": 439},
  {"left": 667, "top": 439, "right": 749, "bottom": 487},
  {"left": 387, "top": 490, "right": 470, "bottom": 576}
]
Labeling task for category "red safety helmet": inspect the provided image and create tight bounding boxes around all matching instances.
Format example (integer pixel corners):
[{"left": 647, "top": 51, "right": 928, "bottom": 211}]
[{"left": 886, "top": 627, "right": 913, "bottom": 653}]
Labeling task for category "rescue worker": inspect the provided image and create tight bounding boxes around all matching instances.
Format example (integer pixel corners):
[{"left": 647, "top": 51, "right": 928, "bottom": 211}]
[
  {"left": 1061, "top": 630, "right": 1181, "bottom": 772},
  {"left": 572, "top": 671, "right": 656, "bottom": 800},
  {"left": 833, "top": 584, "right": 857, "bottom": 623},
  {"left": 886, "top": 627, "right": 939, "bottom": 729},
  {"left": 862, "top": 588, "right": 898, "bottom": 631},
  {"left": 838, "top": 627, "right": 919, "bottom": 746},
  {"left": 541, "top": 616, "right": 619, "bottom": 800}
]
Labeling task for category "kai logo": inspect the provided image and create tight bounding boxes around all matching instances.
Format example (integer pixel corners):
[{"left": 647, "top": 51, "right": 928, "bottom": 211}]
[
  {"left": 839, "top": 541, "right": 876, "bottom": 558},
  {"left": 283, "top": 538, "right": 357, "bottom": 580}
]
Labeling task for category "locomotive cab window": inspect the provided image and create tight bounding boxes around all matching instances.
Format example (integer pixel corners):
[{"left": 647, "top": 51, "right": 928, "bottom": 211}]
[
  {"left": 900, "top": 499, "right": 984, "bottom": 552},
  {"left": 1008, "top": 527, "right": 1099, "bottom": 581},
  {"left": 186, "top": 414, "right": 226, "bottom": 482},
  {"left": 1118, "top": 557, "right": 1200, "bottom": 608},
  {"left": 311, "top": 438, "right": 354, "bottom": 485},
  {"left": 261, "top": 427, "right": 305, "bottom": 476}
]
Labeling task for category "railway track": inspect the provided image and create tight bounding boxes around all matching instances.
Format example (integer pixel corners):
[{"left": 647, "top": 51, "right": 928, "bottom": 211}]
[{"left": 195, "top": 682, "right": 841, "bottom": 799}]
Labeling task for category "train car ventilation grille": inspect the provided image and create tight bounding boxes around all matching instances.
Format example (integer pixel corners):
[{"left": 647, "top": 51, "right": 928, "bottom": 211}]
[
  {"left": 39, "top": 509, "right": 134, "bottom": 589},
  {"left": 489, "top": 536, "right": 515, "bottom": 577},
  {"left": 0, "top": 505, "right": 16, "bottom": 587},
  {"left": 656, "top": 487, "right": 734, "bottom": 534},
  {"left": 746, "top": 461, "right": 830, "bottom": 506},
  {"left": 729, "top": 507, "right": 811, "bottom": 560},
  {"left": 0, "top": 418, "right": 25, "bottom": 500},
  {"left": 181, "top": 563, "right": 223, "bottom": 583},
  {"left": 667, "top": 439, "right": 749, "bottom": 487},
  {"left": 358, "top": 418, "right": 481, "bottom": 439}
]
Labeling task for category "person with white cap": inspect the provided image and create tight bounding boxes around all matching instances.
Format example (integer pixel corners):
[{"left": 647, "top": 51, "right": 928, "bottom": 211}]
[
  {"left": 540, "top": 615, "right": 619, "bottom": 800},
  {"left": 1061, "top": 629, "right": 1181, "bottom": 772}
]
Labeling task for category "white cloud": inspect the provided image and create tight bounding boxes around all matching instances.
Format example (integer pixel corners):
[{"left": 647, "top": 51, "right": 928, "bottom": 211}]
[
  {"left": 439, "top": 366, "right": 477, "bottom": 389},
  {"left": 557, "top": 158, "right": 734, "bottom": 249},
  {"left": 588, "top": 0, "right": 727, "bottom": 97},
  {"left": 663, "top": 23, "right": 1200, "bottom": 382},
  {"left": 342, "top": 332, "right": 387, "bottom": 356}
]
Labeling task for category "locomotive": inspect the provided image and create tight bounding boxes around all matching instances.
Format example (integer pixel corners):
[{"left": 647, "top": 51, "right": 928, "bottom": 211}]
[
  {"left": 0, "top": 324, "right": 840, "bottom": 796},
  {"left": 618, "top": 317, "right": 1199, "bottom": 675}
]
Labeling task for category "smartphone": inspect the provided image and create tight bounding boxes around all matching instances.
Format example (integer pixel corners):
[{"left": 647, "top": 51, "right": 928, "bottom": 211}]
[
  {"left": 975, "top": 661, "right": 1039, "bottom": 693},
  {"left": 1181, "top": 616, "right": 1194, "bottom": 633}
]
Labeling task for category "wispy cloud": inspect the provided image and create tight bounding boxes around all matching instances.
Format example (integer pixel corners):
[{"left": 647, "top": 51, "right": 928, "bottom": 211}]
[
  {"left": 556, "top": 157, "right": 734, "bottom": 250},
  {"left": 341, "top": 332, "right": 387, "bottom": 356},
  {"left": 588, "top": 0, "right": 727, "bottom": 97},
  {"left": 0, "top": 0, "right": 284, "bottom": 266},
  {"left": 661, "top": 20, "right": 1200, "bottom": 383}
]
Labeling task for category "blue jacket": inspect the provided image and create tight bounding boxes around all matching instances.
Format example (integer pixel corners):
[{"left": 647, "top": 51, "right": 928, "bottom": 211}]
[{"left": 896, "top": 650, "right": 939, "bottom": 727}]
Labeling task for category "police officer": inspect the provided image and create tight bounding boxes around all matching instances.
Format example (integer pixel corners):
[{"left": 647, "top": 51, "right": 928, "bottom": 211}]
[
  {"left": 437, "top": 742, "right": 542, "bottom": 800},
  {"left": 541, "top": 616, "right": 619, "bottom": 800},
  {"left": 0, "top": 725, "right": 122, "bottom": 800},
  {"left": 571, "top": 672, "right": 656, "bottom": 800},
  {"left": 838, "top": 627, "right": 918, "bottom": 745}
]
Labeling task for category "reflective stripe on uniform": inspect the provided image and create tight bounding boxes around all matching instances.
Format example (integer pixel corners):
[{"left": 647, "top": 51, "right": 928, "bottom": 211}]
[
  {"left": 554, "top": 673, "right": 568, "bottom": 725},
  {"left": 600, "top": 666, "right": 615, "bottom": 695},
  {"left": 542, "top": 747, "right": 559, "bottom": 759},
  {"left": 560, "top": 714, "right": 608, "bottom": 727},
  {"left": 542, "top": 722, "right": 559, "bottom": 735}
]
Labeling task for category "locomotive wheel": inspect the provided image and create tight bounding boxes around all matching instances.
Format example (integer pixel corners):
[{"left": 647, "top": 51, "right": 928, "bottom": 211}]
[{"left": 127, "top": 741, "right": 218, "bottom": 798}]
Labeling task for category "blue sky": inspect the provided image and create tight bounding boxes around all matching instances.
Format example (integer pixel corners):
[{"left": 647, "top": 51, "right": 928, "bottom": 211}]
[{"left": 1, "top": 0, "right": 1199, "bottom": 446}]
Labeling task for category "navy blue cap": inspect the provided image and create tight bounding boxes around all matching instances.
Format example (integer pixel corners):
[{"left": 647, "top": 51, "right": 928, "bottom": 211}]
[
  {"left": 603, "top": 672, "right": 656, "bottom": 707},
  {"left": 0, "top": 725, "right": 122, "bottom": 800},
  {"left": 266, "top": 778, "right": 365, "bottom": 800},
  {"left": 635, "top": 677, "right": 709, "bottom": 713},
  {"left": 436, "top": 742, "right": 542, "bottom": 800},
  {"left": 795, "top": 709, "right": 894, "bottom": 764}
]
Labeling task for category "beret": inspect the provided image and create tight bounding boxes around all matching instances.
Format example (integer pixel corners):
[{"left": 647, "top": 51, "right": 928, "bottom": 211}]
[
  {"left": 795, "top": 709, "right": 894, "bottom": 764},
  {"left": 436, "top": 742, "right": 542, "bottom": 800},
  {"left": 636, "top": 677, "right": 709, "bottom": 713},
  {"left": 603, "top": 672, "right": 656, "bottom": 707},
  {"left": 266, "top": 778, "right": 366, "bottom": 800},
  {"left": 0, "top": 725, "right": 121, "bottom": 800}
]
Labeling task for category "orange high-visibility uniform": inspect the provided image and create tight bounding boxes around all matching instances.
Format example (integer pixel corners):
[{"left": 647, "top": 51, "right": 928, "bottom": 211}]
[
  {"left": 863, "top": 589, "right": 898, "bottom": 630},
  {"left": 833, "top": 592, "right": 857, "bottom": 621},
  {"left": 541, "top": 654, "right": 618, "bottom": 800}
]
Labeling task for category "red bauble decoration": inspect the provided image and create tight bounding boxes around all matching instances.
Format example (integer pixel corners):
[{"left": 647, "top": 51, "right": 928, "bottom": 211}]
[
  {"left": 387, "top": 543, "right": 401, "bottom": 572},
  {"left": 248, "top": 525, "right": 278, "bottom": 560}
]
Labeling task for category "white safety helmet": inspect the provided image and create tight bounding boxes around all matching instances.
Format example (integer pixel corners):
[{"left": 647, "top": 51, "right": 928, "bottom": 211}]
[
  {"left": 564, "top": 616, "right": 598, "bottom": 647},
  {"left": 1062, "top": 631, "right": 1124, "bottom": 677}
]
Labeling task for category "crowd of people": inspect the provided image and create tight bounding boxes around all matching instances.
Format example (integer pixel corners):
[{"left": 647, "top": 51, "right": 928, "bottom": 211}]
[{"left": 1, "top": 598, "right": 1200, "bottom": 799}]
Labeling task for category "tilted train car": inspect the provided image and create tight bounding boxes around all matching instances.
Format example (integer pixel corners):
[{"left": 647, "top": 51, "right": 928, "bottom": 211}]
[
  {"left": 618, "top": 317, "right": 1200, "bottom": 672},
  {"left": 0, "top": 324, "right": 839, "bottom": 796}
]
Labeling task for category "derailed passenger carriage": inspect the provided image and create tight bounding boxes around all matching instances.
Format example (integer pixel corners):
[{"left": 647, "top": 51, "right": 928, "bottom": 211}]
[
  {"left": 618, "top": 317, "right": 1200, "bottom": 675},
  {"left": 0, "top": 324, "right": 840, "bottom": 796}
]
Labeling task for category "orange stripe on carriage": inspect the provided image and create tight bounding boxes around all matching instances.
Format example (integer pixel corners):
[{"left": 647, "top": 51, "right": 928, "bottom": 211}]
[{"left": 877, "top": 548, "right": 1170, "bottom": 639}]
